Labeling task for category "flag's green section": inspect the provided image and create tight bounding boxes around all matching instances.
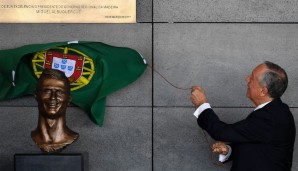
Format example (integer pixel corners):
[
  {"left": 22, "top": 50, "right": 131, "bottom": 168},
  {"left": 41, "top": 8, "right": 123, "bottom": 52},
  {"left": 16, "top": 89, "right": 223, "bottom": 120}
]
[{"left": 0, "top": 41, "right": 147, "bottom": 126}]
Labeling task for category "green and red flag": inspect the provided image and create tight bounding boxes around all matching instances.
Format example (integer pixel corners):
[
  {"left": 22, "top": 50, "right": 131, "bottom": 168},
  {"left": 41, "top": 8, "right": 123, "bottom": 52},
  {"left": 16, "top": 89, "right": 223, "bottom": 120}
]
[{"left": 0, "top": 41, "right": 147, "bottom": 126}]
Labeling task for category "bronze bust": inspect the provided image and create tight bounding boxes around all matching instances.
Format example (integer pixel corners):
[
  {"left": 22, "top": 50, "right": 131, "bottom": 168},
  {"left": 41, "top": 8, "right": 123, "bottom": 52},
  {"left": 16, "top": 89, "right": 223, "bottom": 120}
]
[{"left": 31, "top": 69, "right": 79, "bottom": 153}]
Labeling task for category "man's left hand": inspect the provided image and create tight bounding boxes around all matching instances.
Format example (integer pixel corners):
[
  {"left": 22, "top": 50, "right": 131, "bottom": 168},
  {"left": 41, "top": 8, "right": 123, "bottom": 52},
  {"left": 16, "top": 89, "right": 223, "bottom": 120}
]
[{"left": 212, "top": 141, "right": 229, "bottom": 155}]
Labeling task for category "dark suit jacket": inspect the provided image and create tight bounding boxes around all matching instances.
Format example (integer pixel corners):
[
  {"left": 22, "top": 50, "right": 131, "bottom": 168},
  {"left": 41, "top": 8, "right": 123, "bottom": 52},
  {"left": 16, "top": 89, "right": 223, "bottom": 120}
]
[{"left": 197, "top": 98, "right": 296, "bottom": 171}]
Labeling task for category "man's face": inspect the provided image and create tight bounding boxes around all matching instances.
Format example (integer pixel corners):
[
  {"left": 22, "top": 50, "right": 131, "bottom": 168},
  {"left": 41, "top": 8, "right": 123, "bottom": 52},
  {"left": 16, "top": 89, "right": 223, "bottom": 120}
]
[
  {"left": 245, "top": 64, "right": 268, "bottom": 106},
  {"left": 35, "top": 78, "right": 71, "bottom": 119}
]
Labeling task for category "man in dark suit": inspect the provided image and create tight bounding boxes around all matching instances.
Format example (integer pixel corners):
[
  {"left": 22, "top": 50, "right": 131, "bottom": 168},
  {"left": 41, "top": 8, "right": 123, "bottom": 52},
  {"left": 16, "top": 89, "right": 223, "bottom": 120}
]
[{"left": 191, "top": 61, "right": 296, "bottom": 171}]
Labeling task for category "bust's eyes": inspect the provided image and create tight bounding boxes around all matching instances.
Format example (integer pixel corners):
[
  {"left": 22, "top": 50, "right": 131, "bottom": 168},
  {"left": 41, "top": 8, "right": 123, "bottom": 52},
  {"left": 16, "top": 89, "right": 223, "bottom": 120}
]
[
  {"left": 43, "top": 89, "right": 52, "bottom": 94},
  {"left": 42, "top": 89, "right": 66, "bottom": 96},
  {"left": 56, "top": 90, "right": 66, "bottom": 96}
]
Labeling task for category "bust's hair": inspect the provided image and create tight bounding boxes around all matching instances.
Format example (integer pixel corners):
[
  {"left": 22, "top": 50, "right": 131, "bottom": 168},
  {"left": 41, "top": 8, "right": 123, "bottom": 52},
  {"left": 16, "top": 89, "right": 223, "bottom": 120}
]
[
  {"left": 259, "top": 61, "right": 288, "bottom": 98},
  {"left": 36, "top": 69, "right": 71, "bottom": 94}
]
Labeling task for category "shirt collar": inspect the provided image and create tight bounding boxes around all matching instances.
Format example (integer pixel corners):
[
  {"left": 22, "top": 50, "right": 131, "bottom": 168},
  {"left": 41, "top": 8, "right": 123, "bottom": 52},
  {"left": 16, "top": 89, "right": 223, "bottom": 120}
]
[{"left": 254, "top": 101, "right": 272, "bottom": 111}]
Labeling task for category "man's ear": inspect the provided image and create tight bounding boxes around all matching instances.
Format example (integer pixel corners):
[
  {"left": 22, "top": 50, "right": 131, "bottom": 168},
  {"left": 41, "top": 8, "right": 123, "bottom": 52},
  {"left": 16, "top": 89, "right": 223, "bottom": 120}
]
[{"left": 260, "top": 87, "right": 269, "bottom": 97}]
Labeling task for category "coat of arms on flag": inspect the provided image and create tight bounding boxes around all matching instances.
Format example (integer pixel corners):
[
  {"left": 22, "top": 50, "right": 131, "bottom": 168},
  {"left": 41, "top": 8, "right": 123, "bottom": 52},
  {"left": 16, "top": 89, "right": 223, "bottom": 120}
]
[
  {"left": 43, "top": 51, "right": 84, "bottom": 83},
  {"left": 32, "top": 47, "right": 95, "bottom": 91}
]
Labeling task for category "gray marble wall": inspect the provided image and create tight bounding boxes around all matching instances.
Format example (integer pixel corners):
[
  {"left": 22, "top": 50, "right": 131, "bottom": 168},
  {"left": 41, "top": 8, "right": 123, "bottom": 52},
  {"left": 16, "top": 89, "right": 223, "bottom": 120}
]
[{"left": 0, "top": 0, "right": 297, "bottom": 170}]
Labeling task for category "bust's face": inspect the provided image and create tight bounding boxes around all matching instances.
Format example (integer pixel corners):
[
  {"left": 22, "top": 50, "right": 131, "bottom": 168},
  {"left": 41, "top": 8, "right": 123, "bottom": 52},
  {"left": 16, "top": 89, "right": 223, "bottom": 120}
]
[{"left": 36, "top": 78, "right": 71, "bottom": 119}]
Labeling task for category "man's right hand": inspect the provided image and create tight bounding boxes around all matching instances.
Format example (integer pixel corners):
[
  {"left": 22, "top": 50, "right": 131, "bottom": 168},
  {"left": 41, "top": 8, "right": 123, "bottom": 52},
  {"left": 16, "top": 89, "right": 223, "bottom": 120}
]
[{"left": 191, "top": 86, "right": 208, "bottom": 107}]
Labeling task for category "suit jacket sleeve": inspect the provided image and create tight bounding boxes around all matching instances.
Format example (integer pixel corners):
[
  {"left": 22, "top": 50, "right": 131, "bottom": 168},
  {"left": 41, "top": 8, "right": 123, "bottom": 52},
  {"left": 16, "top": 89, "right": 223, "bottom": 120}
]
[{"left": 197, "top": 108, "right": 276, "bottom": 143}]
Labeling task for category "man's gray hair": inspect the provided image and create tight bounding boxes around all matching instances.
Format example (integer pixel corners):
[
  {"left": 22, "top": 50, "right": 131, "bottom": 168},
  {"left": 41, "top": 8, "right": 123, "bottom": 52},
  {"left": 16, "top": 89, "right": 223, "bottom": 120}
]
[{"left": 259, "top": 61, "right": 288, "bottom": 98}]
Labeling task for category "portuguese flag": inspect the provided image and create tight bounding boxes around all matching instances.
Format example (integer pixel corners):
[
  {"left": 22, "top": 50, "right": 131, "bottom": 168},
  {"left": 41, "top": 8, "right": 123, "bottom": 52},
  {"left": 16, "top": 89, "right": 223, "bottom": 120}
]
[{"left": 0, "top": 41, "right": 147, "bottom": 126}]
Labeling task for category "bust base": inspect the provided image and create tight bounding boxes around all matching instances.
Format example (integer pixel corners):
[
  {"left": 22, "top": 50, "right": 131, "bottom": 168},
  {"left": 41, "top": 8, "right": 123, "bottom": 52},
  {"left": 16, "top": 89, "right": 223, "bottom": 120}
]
[{"left": 14, "top": 153, "right": 83, "bottom": 171}]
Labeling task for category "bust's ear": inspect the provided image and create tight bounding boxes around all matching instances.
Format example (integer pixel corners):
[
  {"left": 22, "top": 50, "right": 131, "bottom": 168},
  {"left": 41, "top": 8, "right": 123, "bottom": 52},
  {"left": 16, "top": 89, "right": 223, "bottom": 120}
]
[
  {"left": 68, "top": 95, "right": 72, "bottom": 105},
  {"left": 34, "top": 91, "right": 37, "bottom": 99}
]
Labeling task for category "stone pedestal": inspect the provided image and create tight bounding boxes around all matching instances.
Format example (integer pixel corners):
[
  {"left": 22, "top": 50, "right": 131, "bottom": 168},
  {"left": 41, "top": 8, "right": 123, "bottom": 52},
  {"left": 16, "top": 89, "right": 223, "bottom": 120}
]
[{"left": 14, "top": 154, "right": 83, "bottom": 171}]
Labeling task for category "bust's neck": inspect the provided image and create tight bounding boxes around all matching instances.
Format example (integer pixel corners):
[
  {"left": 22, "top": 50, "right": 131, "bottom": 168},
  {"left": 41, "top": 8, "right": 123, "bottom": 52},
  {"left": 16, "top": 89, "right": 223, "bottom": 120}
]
[
  {"left": 38, "top": 115, "right": 66, "bottom": 143},
  {"left": 31, "top": 114, "right": 79, "bottom": 153}
]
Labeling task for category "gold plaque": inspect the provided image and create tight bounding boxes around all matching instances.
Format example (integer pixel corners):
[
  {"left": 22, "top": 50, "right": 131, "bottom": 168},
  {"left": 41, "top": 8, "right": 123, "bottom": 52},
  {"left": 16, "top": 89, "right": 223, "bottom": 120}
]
[{"left": 0, "top": 0, "right": 136, "bottom": 23}]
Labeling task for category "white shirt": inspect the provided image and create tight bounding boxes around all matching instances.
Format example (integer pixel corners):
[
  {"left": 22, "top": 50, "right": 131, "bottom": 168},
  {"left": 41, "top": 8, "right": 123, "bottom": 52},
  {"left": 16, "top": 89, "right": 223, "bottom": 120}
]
[{"left": 193, "top": 101, "right": 272, "bottom": 162}]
